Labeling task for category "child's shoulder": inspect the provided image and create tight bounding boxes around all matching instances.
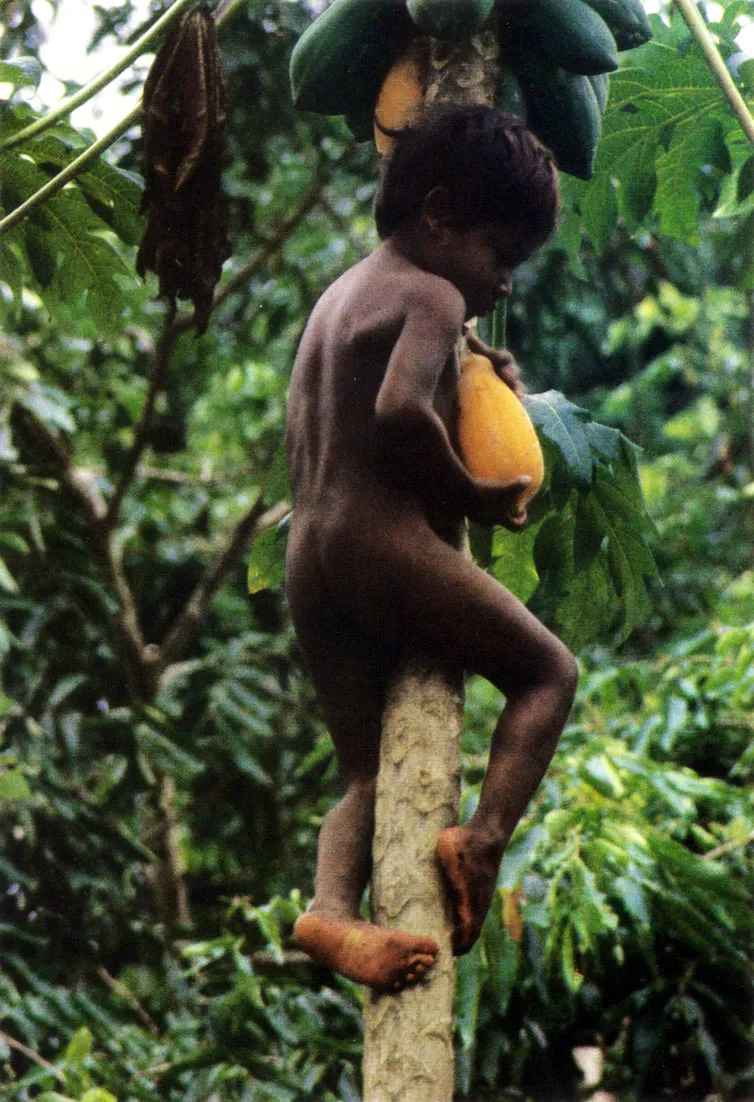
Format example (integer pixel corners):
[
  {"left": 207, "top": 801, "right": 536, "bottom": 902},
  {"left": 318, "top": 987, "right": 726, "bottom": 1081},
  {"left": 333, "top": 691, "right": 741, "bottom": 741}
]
[{"left": 324, "top": 244, "right": 465, "bottom": 330}]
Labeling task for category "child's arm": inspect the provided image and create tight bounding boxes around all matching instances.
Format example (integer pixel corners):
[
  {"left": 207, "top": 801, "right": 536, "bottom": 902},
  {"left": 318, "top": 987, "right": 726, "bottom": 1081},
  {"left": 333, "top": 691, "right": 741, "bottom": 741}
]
[{"left": 375, "top": 279, "right": 528, "bottom": 530}]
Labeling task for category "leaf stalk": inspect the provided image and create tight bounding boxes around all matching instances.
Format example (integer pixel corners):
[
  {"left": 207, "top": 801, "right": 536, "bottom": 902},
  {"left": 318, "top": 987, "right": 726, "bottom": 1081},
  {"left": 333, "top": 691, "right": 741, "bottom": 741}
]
[{"left": 672, "top": 0, "right": 754, "bottom": 150}]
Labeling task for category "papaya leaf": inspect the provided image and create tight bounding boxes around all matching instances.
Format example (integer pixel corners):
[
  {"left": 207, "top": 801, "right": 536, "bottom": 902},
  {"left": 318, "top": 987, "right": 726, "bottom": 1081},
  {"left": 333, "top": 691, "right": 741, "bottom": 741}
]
[
  {"left": 559, "top": 925, "right": 583, "bottom": 992},
  {"left": 491, "top": 523, "right": 540, "bottom": 604},
  {"left": 573, "top": 493, "right": 606, "bottom": 575},
  {"left": 526, "top": 390, "right": 593, "bottom": 488},
  {"left": 484, "top": 923, "right": 520, "bottom": 1016},
  {"left": 585, "top": 420, "right": 635, "bottom": 466},
  {"left": 577, "top": 468, "right": 659, "bottom": 644},
  {"left": 455, "top": 942, "right": 484, "bottom": 1093},
  {"left": 655, "top": 114, "right": 727, "bottom": 243},
  {"left": 532, "top": 504, "right": 576, "bottom": 591},
  {"left": 247, "top": 515, "right": 290, "bottom": 595},
  {"left": 0, "top": 57, "right": 42, "bottom": 87},
  {"left": 552, "top": 552, "right": 617, "bottom": 651},
  {"left": 560, "top": 11, "right": 747, "bottom": 252},
  {"left": 0, "top": 109, "right": 142, "bottom": 324},
  {"left": 528, "top": 406, "right": 658, "bottom": 650},
  {"left": 263, "top": 439, "right": 292, "bottom": 505},
  {"left": 71, "top": 161, "right": 144, "bottom": 247},
  {"left": 715, "top": 127, "right": 754, "bottom": 219}
]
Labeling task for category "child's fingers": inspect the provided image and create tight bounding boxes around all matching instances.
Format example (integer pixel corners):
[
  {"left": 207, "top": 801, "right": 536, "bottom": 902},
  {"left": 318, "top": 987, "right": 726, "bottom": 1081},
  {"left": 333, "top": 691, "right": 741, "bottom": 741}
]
[
  {"left": 466, "top": 331, "right": 513, "bottom": 366},
  {"left": 505, "top": 479, "right": 529, "bottom": 531},
  {"left": 465, "top": 334, "right": 524, "bottom": 394},
  {"left": 499, "top": 366, "right": 526, "bottom": 398},
  {"left": 505, "top": 509, "right": 528, "bottom": 532}
]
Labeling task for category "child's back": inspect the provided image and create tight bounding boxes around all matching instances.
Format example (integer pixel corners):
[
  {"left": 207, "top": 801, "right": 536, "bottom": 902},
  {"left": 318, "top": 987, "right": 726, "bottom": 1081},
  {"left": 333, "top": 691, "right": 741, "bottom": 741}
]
[{"left": 287, "top": 240, "right": 466, "bottom": 536}]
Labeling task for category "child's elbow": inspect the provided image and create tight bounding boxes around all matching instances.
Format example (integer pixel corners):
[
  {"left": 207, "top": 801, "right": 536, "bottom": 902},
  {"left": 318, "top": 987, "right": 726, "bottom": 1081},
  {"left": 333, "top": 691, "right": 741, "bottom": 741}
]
[{"left": 374, "top": 391, "right": 424, "bottom": 434}]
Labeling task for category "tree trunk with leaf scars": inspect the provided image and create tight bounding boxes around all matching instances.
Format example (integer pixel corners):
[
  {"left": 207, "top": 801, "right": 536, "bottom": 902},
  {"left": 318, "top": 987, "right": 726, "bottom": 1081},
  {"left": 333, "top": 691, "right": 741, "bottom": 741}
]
[{"left": 362, "top": 23, "right": 501, "bottom": 1102}]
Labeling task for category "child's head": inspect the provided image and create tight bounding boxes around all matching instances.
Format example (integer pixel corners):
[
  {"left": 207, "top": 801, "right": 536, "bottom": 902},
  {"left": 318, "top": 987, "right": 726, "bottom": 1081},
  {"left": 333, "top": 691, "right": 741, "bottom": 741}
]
[{"left": 374, "top": 104, "right": 559, "bottom": 245}]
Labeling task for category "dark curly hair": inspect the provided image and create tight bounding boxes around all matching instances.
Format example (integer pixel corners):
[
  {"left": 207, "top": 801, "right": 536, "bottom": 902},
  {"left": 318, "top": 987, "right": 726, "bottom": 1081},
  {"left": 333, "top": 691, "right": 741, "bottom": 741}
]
[{"left": 374, "top": 103, "right": 559, "bottom": 243}]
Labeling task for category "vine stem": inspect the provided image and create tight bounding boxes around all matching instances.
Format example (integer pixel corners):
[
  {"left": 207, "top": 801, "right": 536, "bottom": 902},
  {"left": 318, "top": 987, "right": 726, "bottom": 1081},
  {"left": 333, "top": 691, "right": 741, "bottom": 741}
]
[
  {"left": 672, "top": 0, "right": 754, "bottom": 149},
  {"left": 0, "top": 0, "right": 197, "bottom": 152},
  {"left": 0, "top": 0, "right": 248, "bottom": 238}
]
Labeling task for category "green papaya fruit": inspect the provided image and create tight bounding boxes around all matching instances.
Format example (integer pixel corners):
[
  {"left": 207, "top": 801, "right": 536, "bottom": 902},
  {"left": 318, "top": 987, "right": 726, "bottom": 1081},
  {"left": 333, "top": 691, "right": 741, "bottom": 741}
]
[
  {"left": 519, "top": 0, "right": 618, "bottom": 75},
  {"left": 588, "top": 71, "right": 610, "bottom": 114},
  {"left": 514, "top": 57, "right": 602, "bottom": 179},
  {"left": 407, "top": 0, "right": 494, "bottom": 38},
  {"left": 290, "top": 0, "right": 415, "bottom": 117},
  {"left": 581, "top": 0, "right": 652, "bottom": 50},
  {"left": 344, "top": 104, "right": 377, "bottom": 143},
  {"left": 495, "top": 66, "right": 527, "bottom": 121}
]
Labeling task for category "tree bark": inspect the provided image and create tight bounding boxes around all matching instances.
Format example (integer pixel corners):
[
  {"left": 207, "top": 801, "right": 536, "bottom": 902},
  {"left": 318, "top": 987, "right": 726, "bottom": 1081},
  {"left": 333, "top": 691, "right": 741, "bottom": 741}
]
[
  {"left": 362, "top": 661, "right": 464, "bottom": 1101},
  {"left": 362, "top": 25, "right": 501, "bottom": 1100}
]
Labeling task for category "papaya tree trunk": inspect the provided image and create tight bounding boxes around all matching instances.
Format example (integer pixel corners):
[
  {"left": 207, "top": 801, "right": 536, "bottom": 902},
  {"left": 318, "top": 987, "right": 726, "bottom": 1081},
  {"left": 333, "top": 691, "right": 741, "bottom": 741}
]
[
  {"left": 362, "top": 661, "right": 464, "bottom": 1101},
  {"left": 362, "top": 26, "right": 500, "bottom": 1101}
]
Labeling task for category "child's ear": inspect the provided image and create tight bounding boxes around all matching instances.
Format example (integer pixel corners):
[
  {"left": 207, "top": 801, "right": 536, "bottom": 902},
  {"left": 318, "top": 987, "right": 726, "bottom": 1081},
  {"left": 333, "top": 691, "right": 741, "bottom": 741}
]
[{"left": 422, "top": 187, "right": 455, "bottom": 235}]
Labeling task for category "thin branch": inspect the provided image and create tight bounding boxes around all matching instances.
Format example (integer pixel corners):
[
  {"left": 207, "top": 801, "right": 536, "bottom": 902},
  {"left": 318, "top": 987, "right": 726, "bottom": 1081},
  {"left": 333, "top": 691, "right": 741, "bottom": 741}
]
[
  {"left": 159, "top": 498, "right": 289, "bottom": 670},
  {"left": 134, "top": 463, "right": 247, "bottom": 485},
  {"left": 97, "top": 966, "right": 160, "bottom": 1034},
  {"left": 0, "top": 1031, "right": 67, "bottom": 1083},
  {"left": 251, "top": 949, "right": 319, "bottom": 973},
  {"left": 672, "top": 0, "right": 754, "bottom": 149},
  {"left": 15, "top": 406, "right": 107, "bottom": 524},
  {"left": 703, "top": 828, "right": 754, "bottom": 861},
  {"left": 0, "top": 0, "right": 197, "bottom": 152},
  {"left": 88, "top": 463, "right": 249, "bottom": 485},
  {"left": 106, "top": 322, "right": 176, "bottom": 527},
  {"left": 15, "top": 404, "right": 147, "bottom": 685}
]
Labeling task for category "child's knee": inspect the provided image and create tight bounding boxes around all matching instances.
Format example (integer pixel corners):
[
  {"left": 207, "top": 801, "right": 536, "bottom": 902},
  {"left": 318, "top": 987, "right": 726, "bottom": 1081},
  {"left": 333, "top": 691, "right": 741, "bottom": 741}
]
[
  {"left": 344, "top": 774, "right": 378, "bottom": 807},
  {"left": 507, "top": 634, "right": 578, "bottom": 708},
  {"left": 552, "top": 642, "right": 579, "bottom": 707}
]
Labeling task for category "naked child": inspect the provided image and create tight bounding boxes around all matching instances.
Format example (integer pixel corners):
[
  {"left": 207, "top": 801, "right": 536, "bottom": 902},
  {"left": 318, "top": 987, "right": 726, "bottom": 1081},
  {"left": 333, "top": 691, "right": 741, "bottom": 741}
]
[{"left": 285, "top": 105, "right": 578, "bottom": 992}]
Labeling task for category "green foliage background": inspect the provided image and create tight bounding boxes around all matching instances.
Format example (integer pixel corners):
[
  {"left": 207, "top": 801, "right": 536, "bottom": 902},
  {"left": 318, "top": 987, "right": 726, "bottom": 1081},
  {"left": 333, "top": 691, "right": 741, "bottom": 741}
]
[{"left": 1, "top": 2, "right": 753, "bottom": 1100}]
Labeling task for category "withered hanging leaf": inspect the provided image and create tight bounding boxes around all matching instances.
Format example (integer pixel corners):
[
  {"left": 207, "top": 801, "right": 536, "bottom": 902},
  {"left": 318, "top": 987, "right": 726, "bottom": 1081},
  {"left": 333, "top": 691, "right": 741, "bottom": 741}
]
[{"left": 136, "top": 6, "right": 231, "bottom": 333}]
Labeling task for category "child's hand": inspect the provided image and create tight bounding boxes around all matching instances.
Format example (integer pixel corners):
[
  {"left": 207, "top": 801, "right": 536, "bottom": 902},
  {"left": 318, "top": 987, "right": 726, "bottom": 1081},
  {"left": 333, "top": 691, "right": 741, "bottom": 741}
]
[
  {"left": 470, "top": 477, "right": 530, "bottom": 531},
  {"left": 465, "top": 332, "right": 527, "bottom": 400}
]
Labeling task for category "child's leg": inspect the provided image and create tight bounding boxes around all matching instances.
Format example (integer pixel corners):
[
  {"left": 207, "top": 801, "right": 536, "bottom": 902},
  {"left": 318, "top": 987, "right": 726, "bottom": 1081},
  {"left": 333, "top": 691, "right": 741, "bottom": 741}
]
[
  {"left": 356, "top": 528, "right": 578, "bottom": 954},
  {"left": 287, "top": 557, "right": 438, "bottom": 990}
]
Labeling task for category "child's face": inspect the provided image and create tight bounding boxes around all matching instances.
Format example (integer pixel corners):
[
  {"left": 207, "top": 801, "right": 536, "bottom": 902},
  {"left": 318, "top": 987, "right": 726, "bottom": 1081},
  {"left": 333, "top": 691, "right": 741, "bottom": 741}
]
[{"left": 434, "top": 222, "right": 539, "bottom": 321}]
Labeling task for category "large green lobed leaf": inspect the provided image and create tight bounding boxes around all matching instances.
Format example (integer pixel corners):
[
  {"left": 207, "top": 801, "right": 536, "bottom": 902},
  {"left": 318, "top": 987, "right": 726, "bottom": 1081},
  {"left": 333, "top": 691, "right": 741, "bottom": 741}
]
[{"left": 560, "top": 10, "right": 754, "bottom": 253}]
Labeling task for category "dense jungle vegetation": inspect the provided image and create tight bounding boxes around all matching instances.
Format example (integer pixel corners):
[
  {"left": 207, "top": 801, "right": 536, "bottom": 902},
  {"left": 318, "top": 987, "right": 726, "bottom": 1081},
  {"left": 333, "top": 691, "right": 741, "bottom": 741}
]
[{"left": 1, "top": 1, "right": 753, "bottom": 1099}]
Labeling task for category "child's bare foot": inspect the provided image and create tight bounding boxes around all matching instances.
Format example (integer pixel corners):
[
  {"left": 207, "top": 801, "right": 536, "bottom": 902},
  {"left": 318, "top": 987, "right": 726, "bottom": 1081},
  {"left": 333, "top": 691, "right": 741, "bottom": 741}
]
[
  {"left": 294, "top": 912, "right": 438, "bottom": 992},
  {"left": 436, "top": 825, "right": 504, "bottom": 955}
]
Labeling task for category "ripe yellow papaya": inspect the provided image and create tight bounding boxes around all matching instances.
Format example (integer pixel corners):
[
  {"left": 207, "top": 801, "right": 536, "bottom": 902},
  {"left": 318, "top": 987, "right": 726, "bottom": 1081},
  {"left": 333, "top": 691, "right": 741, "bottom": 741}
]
[
  {"left": 457, "top": 353, "right": 544, "bottom": 504},
  {"left": 373, "top": 42, "right": 426, "bottom": 155}
]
